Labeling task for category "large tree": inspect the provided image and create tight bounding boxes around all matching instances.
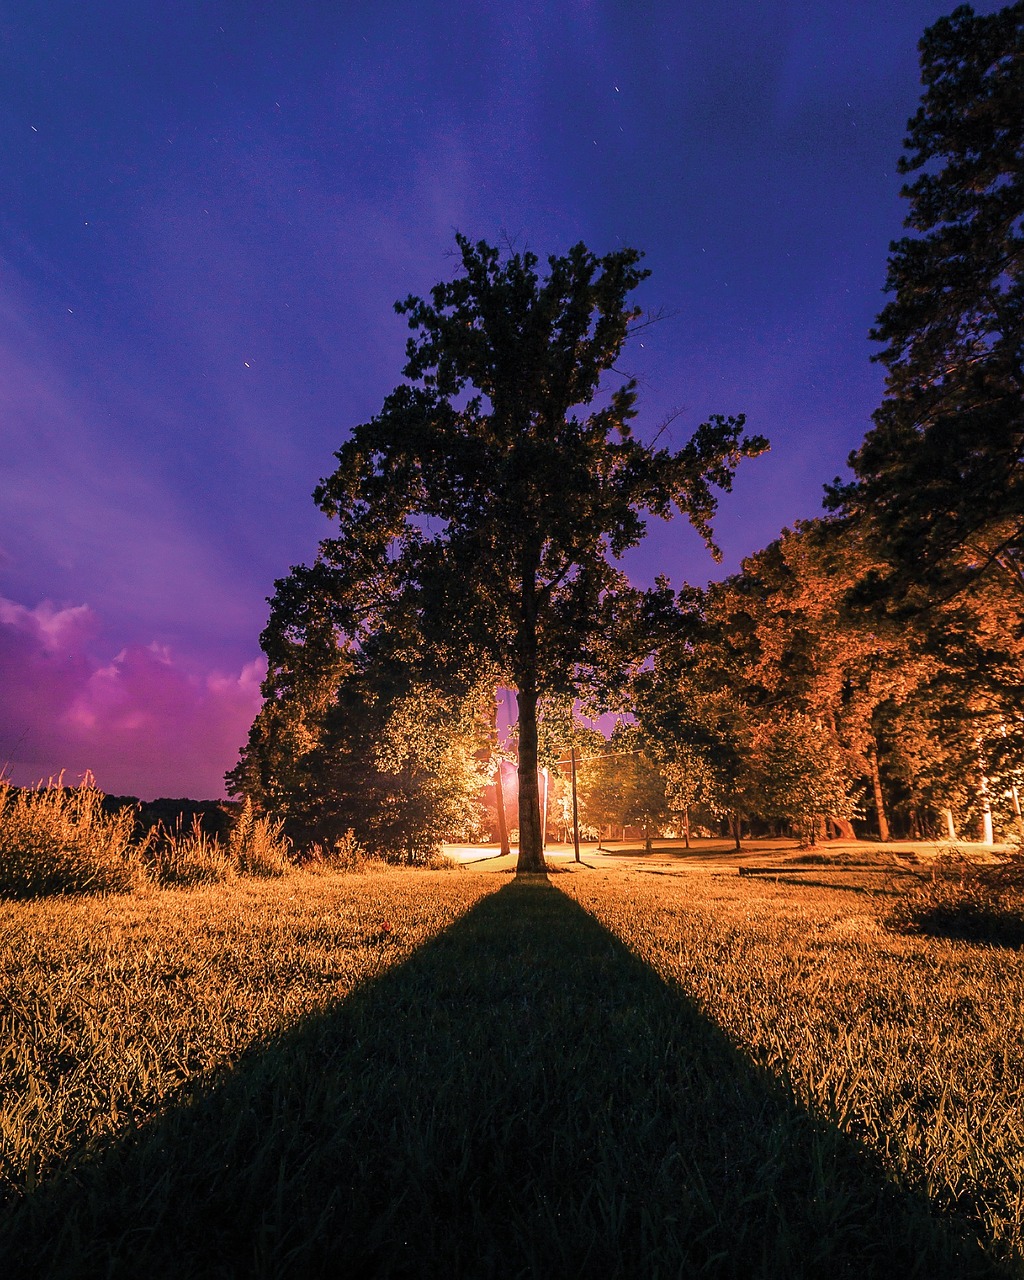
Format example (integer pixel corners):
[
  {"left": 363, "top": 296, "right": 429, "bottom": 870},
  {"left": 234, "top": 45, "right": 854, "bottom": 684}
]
[
  {"left": 830, "top": 2, "right": 1024, "bottom": 608},
  {"left": 313, "top": 235, "right": 766, "bottom": 873}
]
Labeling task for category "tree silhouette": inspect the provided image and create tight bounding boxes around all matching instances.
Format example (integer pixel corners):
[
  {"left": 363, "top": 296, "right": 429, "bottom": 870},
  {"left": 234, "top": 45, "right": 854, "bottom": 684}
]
[{"left": 312, "top": 235, "right": 766, "bottom": 872}]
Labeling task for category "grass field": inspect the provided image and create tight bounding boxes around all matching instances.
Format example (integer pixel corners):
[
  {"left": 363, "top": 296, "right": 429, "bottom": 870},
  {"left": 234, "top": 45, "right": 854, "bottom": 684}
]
[{"left": 1, "top": 849, "right": 1021, "bottom": 1277}]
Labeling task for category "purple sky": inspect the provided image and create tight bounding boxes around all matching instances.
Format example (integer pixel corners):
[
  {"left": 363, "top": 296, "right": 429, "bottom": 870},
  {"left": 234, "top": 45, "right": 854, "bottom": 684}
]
[{"left": 0, "top": 1, "right": 1000, "bottom": 799}]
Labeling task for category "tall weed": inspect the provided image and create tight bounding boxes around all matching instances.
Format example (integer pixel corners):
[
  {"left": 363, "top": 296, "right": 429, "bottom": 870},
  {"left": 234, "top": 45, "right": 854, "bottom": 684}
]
[
  {"left": 154, "top": 816, "right": 236, "bottom": 887},
  {"left": 0, "top": 776, "right": 147, "bottom": 899},
  {"left": 228, "top": 799, "right": 291, "bottom": 877}
]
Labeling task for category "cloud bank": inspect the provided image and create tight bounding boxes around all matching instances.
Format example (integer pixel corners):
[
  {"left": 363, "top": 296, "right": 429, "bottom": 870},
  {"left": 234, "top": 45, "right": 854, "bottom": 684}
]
[{"left": 0, "top": 596, "right": 263, "bottom": 800}]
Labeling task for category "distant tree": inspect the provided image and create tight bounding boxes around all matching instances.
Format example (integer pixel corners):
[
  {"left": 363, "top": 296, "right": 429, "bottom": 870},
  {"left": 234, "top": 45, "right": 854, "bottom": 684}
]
[
  {"left": 633, "top": 593, "right": 757, "bottom": 849},
  {"left": 830, "top": 2, "right": 1024, "bottom": 610},
  {"left": 280, "top": 665, "right": 490, "bottom": 862},
  {"left": 226, "top": 564, "right": 351, "bottom": 819},
  {"left": 576, "top": 727, "right": 669, "bottom": 851},
  {"left": 747, "top": 713, "right": 856, "bottom": 846},
  {"left": 312, "top": 235, "right": 766, "bottom": 873},
  {"left": 651, "top": 741, "right": 721, "bottom": 848}
]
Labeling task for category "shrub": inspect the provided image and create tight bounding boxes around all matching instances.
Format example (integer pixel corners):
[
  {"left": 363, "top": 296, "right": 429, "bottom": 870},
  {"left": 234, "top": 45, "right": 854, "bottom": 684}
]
[
  {"left": 885, "top": 867, "right": 1024, "bottom": 946},
  {"left": 154, "top": 817, "right": 235, "bottom": 887},
  {"left": 302, "top": 829, "right": 370, "bottom": 873},
  {"left": 0, "top": 776, "right": 148, "bottom": 899},
  {"left": 229, "top": 800, "right": 291, "bottom": 877}
]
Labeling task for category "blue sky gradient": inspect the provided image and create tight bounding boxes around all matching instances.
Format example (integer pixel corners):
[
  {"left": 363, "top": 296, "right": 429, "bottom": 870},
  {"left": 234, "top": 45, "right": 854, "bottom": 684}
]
[{"left": 0, "top": 1, "right": 1002, "bottom": 796}]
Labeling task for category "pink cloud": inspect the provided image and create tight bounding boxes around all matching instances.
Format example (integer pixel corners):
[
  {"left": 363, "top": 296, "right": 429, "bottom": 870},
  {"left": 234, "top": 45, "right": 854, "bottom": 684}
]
[{"left": 0, "top": 596, "right": 264, "bottom": 799}]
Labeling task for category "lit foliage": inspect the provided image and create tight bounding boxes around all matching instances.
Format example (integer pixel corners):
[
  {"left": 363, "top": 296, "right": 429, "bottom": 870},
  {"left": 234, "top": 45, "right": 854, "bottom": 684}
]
[
  {"left": 576, "top": 727, "right": 670, "bottom": 848},
  {"left": 747, "top": 713, "right": 856, "bottom": 846},
  {"left": 365, "top": 681, "right": 491, "bottom": 862},
  {"left": 634, "top": 590, "right": 762, "bottom": 834},
  {"left": 0, "top": 776, "right": 146, "bottom": 899},
  {"left": 283, "top": 668, "right": 490, "bottom": 863}
]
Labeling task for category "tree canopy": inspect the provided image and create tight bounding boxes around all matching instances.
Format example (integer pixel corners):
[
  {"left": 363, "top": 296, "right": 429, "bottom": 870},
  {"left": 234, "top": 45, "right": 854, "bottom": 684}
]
[
  {"left": 226, "top": 7, "right": 1024, "bottom": 861},
  {"left": 308, "top": 235, "right": 766, "bottom": 871},
  {"left": 830, "top": 1, "right": 1024, "bottom": 609}
]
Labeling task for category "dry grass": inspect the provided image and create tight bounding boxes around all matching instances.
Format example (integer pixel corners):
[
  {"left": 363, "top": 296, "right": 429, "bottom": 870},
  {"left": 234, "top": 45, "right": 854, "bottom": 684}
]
[
  {"left": 0, "top": 778, "right": 147, "bottom": 899},
  {"left": 153, "top": 816, "right": 236, "bottom": 886},
  {"left": 226, "top": 799, "right": 291, "bottom": 877},
  {"left": 0, "top": 781, "right": 296, "bottom": 897},
  {"left": 559, "top": 860, "right": 1024, "bottom": 1271},
  {"left": 0, "top": 856, "right": 1021, "bottom": 1276}
]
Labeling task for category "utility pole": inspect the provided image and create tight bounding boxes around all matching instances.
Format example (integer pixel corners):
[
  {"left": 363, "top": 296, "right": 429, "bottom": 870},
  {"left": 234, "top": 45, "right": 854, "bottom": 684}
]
[
  {"left": 570, "top": 745, "right": 581, "bottom": 863},
  {"left": 495, "top": 760, "right": 511, "bottom": 858},
  {"left": 541, "top": 766, "right": 549, "bottom": 853}
]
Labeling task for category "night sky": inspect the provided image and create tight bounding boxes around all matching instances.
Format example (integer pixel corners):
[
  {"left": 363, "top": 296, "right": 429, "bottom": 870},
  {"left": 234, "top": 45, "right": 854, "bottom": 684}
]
[{"left": 1, "top": 1, "right": 1000, "bottom": 799}]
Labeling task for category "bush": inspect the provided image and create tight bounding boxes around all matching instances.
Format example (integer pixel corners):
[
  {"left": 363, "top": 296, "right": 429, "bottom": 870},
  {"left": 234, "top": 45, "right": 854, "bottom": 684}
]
[
  {"left": 301, "top": 829, "right": 370, "bottom": 873},
  {"left": 229, "top": 800, "right": 291, "bottom": 877},
  {"left": 886, "top": 867, "right": 1024, "bottom": 946},
  {"left": 153, "top": 817, "right": 236, "bottom": 887},
  {"left": 0, "top": 776, "right": 148, "bottom": 899}
]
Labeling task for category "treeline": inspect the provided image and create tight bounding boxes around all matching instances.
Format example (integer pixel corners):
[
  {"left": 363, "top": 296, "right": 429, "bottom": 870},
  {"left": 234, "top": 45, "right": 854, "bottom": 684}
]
[
  {"left": 1, "top": 785, "right": 237, "bottom": 843},
  {"left": 630, "top": 515, "right": 1023, "bottom": 846},
  {"left": 100, "top": 794, "right": 238, "bottom": 843}
]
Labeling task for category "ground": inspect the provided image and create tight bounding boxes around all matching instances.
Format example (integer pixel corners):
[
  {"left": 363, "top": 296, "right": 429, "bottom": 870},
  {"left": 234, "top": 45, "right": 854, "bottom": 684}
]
[
  {"left": 1, "top": 843, "right": 1021, "bottom": 1277},
  {"left": 446, "top": 833, "right": 1010, "bottom": 873}
]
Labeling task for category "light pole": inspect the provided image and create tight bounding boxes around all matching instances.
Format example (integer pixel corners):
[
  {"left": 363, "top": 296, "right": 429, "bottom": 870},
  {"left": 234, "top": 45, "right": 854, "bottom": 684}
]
[{"left": 570, "top": 746, "right": 581, "bottom": 862}]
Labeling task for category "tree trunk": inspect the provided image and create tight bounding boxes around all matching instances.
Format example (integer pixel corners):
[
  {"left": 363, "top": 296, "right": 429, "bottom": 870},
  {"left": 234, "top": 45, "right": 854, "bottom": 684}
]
[
  {"left": 1011, "top": 784, "right": 1024, "bottom": 839},
  {"left": 1002, "top": 723, "right": 1024, "bottom": 836},
  {"left": 494, "top": 759, "right": 511, "bottom": 858},
  {"left": 942, "top": 807, "right": 957, "bottom": 841},
  {"left": 868, "top": 742, "right": 890, "bottom": 842},
  {"left": 683, "top": 807, "right": 691, "bottom": 850},
  {"left": 832, "top": 816, "right": 855, "bottom": 840},
  {"left": 644, "top": 817, "right": 652, "bottom": 852},
  {"left": 978, "top": 766, "right": 994, "bottom": 846},
  {"left": 732, "top": 812, "right": 742, "bottom": 852},
  {"left": 515, "top": 685, "right": 546, "bottom": 874}
]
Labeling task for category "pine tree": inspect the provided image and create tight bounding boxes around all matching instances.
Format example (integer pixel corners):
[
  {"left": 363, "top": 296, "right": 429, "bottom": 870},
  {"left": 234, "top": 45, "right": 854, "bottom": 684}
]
[{"left": 830, "top": 2, "right": 1024, "bottom": 606}]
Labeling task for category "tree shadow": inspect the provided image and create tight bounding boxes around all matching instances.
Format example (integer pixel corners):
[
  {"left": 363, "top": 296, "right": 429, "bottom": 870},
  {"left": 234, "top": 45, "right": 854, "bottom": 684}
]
[
  {"left": 735, "top": 873, "right": 900, "bottom": 897},
  {"left": 1, "top": 880, "right": 1007, "bottom": 1278}
]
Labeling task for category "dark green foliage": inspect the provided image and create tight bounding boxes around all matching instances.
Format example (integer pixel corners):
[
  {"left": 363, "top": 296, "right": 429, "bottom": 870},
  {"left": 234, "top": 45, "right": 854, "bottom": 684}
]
[
  {"left": 232, "top": 638, "right": 488, "bottom": 862},
  {"left": 102, "top": 795, "right": 236, "bottom": 845},
  {"left": 830, "top": 2, "right": 1024, "bottom": 607},
  {"left": 305, "top": 235, "right": 765, "bottom": 872},
  {"left": 294, "top": 672, "right": 488, "bottom": 863}
]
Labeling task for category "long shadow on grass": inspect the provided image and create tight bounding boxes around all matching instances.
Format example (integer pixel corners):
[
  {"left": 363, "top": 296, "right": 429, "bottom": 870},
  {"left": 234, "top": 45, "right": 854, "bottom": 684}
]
[
  {"left": 1, "top": 879, "right": 1007, "bottom": 1279},
  {"left": 738, "top": 872, "right": 901, "bottom": 897}
]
